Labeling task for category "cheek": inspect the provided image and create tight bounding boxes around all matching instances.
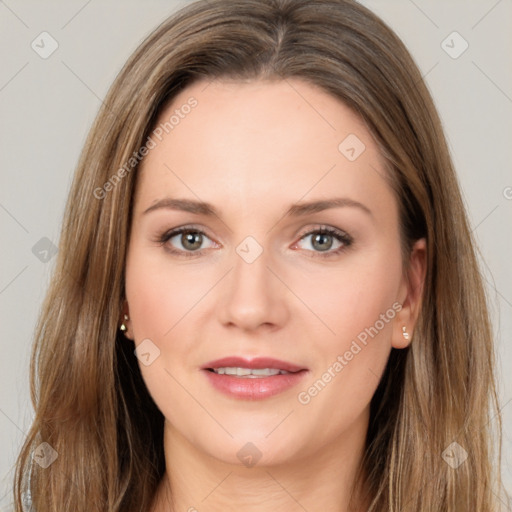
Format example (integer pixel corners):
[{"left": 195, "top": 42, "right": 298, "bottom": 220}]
[
  {"left": 291, "top": 249, "right": 402, "bottom": 420},
  {"left": 124, "top": 248, "right": 202, "bottom": 428},
  {"left": 290, "top": 248, "right": 402, "bottom": 354},
  {"left": 125, "top": 247, "right": 206, "bottom": 341}
]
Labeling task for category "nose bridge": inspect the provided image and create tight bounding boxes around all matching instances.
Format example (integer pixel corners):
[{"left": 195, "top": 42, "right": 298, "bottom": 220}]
[
  {"left": 233, "top": 242, "right": 268, "bottom": 291},
  {"left": 230, "top": 238, "right": 273, "bottom": 303},
  {"left": 218, "top": 236, "right": 288, "bottom": 330}
]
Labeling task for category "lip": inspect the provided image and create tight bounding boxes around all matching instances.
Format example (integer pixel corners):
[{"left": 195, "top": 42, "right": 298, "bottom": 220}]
[
  {"left": 202, "top": 356, "right": 306, "bottom": 373},
  {"left": 201, "top": 356, "right": 308, "bottom": 400}
]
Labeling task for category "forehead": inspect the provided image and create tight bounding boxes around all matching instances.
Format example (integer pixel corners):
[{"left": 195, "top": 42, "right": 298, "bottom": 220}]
[{"left": 134, "top": 78, "right": 394, "bottom": 219}]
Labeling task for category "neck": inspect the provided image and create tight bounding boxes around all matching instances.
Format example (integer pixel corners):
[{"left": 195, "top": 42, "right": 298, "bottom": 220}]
[{"left": 151, "top": 408, "right": 370, "bottom": 512}]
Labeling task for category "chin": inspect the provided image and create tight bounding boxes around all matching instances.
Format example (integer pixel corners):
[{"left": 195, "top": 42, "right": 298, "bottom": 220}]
[{"left": 193, "top": 422, "right": 307, "bottom": 469}]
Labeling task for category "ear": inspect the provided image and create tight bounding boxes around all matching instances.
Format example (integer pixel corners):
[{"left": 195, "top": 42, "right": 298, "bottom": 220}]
[
  {"left": 119, "top": 300, "right": 134, "bottom": 340},
  {"left": 392, "top": 238, "right": 427, "bottom": 349}
]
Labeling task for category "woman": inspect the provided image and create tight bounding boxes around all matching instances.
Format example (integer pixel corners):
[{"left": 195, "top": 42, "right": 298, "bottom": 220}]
[{"left": 14, "top": 0, "right": 507, "bottom": 510}]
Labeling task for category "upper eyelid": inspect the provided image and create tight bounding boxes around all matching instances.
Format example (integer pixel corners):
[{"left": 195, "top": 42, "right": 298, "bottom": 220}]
[
  {"left": 296, "top": 225, "right": 350, "bottom": 239},
  {"left": 161, "top": 224, "right": 348, "bottom": 237}
]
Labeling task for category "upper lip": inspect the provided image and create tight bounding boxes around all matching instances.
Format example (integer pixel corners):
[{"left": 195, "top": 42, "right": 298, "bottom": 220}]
[{"left": 202, "top": 357, "right": 306, "bottom": 373}]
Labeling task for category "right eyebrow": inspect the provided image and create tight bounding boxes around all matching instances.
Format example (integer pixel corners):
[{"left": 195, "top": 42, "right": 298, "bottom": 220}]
[{"left": 143, "top": 198, "right": 219, "bottom": 217}]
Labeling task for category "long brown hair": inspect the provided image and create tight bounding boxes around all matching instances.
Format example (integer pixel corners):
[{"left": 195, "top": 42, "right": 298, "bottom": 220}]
[{"left": 14, "top": 0, "right": 506, "bottom": 510}]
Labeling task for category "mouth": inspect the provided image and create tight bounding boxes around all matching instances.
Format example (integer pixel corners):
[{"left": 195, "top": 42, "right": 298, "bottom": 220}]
[
  {"left": 206, "top": 367, "right": 292, "bottom": 377},
  {"left": 201, "top": 356, "right": 308, "bottom": 400}
]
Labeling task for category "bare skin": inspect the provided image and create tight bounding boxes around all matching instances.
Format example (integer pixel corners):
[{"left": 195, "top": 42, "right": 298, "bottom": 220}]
[{"left": 122, "top": 78, "right": 426, "bottom": 511}]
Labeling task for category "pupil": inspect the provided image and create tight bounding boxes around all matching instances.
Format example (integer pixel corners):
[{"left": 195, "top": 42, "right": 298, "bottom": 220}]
[
  {"left": 182, "top": 232, "right": 202, "bottom": 250},
  {"left": 313, "top": 233, "right": 333, "bottom": 251}
]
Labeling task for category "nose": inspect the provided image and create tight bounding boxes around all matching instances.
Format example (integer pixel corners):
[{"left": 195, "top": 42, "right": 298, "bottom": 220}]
[{"left": 217, "top": 245, "right": 290, "bottom": 332}]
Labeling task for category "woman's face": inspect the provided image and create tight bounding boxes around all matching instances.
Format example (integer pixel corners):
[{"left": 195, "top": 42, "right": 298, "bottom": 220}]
[{"left": 124, "top": 78, "right": 424, "bottom": 467}]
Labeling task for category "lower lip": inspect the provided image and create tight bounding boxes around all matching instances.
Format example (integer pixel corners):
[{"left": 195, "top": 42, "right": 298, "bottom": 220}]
[{"left": 202, "top": 369, "right": 308, "bottom": 400}]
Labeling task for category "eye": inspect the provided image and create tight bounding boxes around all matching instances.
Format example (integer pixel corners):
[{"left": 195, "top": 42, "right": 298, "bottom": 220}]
[
  {"left": 158, "top": 227, "right": 217, "bottom": 256},
  {"left": 293, "top": 227, "right": 352, "bottom": 257},
  {"left": 157, "top": 225, "right": 352, "bottom": 258}
]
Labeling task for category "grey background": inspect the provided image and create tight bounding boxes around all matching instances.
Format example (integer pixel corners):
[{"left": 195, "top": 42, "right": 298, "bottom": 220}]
[{"left": 1, "top": 0, "right": 511, "bottom": 509}]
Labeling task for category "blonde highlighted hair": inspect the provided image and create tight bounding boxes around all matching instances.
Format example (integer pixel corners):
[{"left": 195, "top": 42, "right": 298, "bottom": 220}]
[{"left": 14, "top": 0, "right": 506, "bottom": 510}]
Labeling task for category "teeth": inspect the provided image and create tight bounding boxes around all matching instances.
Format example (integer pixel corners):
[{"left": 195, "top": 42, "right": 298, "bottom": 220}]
[{"left": 213, "top": 367, "right": 290, "bottom": 377}]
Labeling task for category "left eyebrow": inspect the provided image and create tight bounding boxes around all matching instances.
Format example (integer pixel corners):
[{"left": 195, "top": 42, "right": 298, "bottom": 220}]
[{"left": 285, "top": 198, "right": 373, "bottom": 218}]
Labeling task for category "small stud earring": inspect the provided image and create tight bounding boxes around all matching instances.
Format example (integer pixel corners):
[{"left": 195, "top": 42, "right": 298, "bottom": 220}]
[
  {"left": 402, "top": 326, "right": 410, "bottom": 340},
  {"left": 120, "top": 314, "right": 129, "bottom": 332}
]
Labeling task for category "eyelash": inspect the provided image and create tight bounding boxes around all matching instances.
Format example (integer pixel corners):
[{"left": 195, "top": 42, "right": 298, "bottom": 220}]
[{"left": 156, "top": 225, "right": 353, "bottom": 259}]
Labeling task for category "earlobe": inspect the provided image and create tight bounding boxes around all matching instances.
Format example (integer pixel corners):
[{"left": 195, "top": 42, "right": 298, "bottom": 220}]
[
  {"left": 119, "top": 315, "right": 134, "bottom": 340},
  {"left": 119, "top": 302, "right": 134, "bottom": 340},
  {"left": 392, "top": 323, "right": 413, "bottom": 349},
  {"left": 120, "top": 314, "right": 129, "bottom": 333},
  {"left": 391, "top": 238, "right": 427, "bottom": 349}
]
